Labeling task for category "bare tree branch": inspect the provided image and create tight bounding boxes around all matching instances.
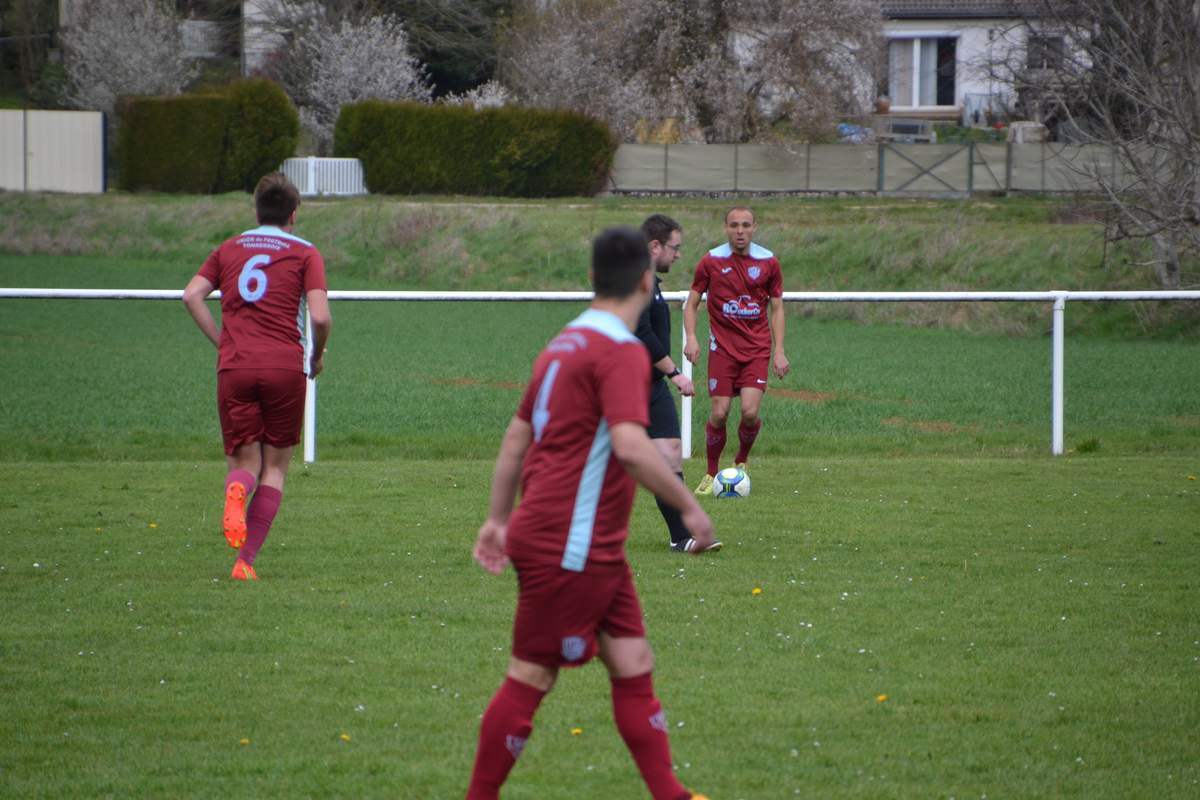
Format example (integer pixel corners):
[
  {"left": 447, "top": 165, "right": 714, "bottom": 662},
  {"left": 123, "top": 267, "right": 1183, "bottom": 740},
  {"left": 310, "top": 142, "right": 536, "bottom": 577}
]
[{"left": 988, "top": 0, "right": 1200, "bottom": 288}]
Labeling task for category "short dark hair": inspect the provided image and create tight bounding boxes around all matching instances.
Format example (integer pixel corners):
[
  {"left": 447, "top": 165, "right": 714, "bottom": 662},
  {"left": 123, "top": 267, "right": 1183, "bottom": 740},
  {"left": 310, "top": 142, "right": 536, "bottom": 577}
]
[
  {"left": 641, "top": 213, "right": 682, "bottom": 246},
  {"left": 592, "top": 226, "right": 650, "bottom": 299},
  {"left": 255, "top": 172, "right": 301, "bottom": 226},
  {"left": 725, "top": 205, "right": 755, "bottom": 223}
]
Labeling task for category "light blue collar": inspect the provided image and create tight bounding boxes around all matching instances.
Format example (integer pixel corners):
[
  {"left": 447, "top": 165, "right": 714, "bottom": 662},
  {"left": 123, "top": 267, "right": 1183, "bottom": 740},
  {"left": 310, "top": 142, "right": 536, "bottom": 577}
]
[
  {"left": 242, "top": 226, "right": 313, "bottom": 247},
  {"left": 567, "top": 308, "right": 638, "bottom": 343},
  {"left": 709, "top": 242, "right": 773, "bottom": 259}
]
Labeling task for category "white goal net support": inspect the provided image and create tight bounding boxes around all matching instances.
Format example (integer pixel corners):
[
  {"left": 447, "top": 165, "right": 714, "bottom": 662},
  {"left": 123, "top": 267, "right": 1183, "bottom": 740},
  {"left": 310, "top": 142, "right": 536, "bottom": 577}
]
[{"left": 2, "top": 288, "right": 1198, "bottom": 462}]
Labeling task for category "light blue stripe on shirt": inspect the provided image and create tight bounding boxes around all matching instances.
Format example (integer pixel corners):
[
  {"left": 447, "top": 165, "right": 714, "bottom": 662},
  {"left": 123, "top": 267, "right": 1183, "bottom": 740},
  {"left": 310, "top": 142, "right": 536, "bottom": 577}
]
[{"left": 561, "top": 419, "right": 612, "bottom": 572}]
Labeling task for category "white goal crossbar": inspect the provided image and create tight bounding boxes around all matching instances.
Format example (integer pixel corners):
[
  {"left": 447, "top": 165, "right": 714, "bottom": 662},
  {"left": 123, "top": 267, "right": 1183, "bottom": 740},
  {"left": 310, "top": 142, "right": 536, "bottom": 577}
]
[{"left": 3, "top": 288, "right": 1198, "bottom": 462}]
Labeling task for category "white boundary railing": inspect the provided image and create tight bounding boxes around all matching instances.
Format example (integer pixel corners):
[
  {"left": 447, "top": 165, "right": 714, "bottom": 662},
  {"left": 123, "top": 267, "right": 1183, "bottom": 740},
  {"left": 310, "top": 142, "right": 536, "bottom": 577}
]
[{"left": 3, "top": 288, "right": 1198, "bottom": 462}]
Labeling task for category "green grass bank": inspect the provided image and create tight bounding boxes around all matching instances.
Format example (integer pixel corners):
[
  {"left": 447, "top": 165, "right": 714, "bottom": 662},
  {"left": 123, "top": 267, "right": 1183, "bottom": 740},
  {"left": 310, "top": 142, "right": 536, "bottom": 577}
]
[{"left": 2, "top": 192, "right": 1196, "bottom": 338}]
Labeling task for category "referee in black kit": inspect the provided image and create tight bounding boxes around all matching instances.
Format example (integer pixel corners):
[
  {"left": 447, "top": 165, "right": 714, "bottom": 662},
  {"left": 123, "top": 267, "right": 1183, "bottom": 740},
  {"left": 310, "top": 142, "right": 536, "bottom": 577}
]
[{"left": 636, "top": 214, "right": 723, "bottom": 553}]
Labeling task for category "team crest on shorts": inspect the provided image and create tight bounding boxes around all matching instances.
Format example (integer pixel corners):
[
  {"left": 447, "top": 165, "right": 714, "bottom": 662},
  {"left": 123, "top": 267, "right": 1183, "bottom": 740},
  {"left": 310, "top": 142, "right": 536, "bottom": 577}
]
[
  {"left": 748, "top": 266, "right": 761, "bottom": 280},
  {"left": 709, "top": 378, "right": 718, "bottom": 391},
  {"left": 561, "top": 636, "right": 587, "bottom": 662}
]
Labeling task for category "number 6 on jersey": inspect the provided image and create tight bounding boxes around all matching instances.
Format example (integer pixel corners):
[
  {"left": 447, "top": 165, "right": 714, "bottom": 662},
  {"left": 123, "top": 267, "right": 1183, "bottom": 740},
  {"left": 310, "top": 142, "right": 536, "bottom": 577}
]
[{"left": 238, "top": 254, "right": 271, "bottom": 302}]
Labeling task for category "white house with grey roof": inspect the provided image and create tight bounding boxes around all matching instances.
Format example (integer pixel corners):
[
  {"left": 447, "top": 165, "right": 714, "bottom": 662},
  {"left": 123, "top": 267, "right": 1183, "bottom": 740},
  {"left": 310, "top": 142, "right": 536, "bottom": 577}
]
[{"left": 881, "top": 1, "right": 1059, "bottom": 126}]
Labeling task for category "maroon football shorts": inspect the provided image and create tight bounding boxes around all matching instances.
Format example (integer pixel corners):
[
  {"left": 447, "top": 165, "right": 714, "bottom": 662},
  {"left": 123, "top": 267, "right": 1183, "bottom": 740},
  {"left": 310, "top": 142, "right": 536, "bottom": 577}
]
[
  {"left": 706, "top": 348, "right": 770, "bottom": 397},
  {"left": 510, "top": 559, "right": 646, "bottom": 669},
  {"left": 216, "top": 368, "right": 307, "bottom": 455}
]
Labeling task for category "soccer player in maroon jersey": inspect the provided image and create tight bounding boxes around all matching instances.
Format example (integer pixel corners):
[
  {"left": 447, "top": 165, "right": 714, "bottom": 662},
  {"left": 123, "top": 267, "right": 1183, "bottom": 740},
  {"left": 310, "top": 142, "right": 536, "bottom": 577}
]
[
  {"left": 683, "top": 207, "right": 789, "bottom": 494},
  {"left": 181, "top": 173, "right": 331, "bottom": 581},
  {"left": 468, "top": 227, "right": 715, "bottom": 800}
]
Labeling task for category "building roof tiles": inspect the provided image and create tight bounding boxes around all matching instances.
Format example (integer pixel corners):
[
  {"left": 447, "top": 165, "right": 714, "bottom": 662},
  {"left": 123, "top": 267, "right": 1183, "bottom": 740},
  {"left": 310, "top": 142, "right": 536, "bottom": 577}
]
[{"left": 882, "top": 1, "right": 1043, "bottom": 18}]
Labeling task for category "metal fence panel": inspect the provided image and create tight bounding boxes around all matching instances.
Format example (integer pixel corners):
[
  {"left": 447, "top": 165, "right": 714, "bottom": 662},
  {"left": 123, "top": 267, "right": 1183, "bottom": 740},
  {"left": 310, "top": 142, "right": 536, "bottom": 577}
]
[
  {"left": 883, "top": 144, "right": 971, "bottom": 192},
  {"left": 608, "top": 142, "right": 1142, "bottom": 195},
  {"left": 27, "top": 111, "right": 105, "bottom": 193},
  {"left": 806, "top": 144, "right": 877, "bottom": 191},
  {"left": 973, "top": 144, "right": 1008, "bottom": 191},
  {"left": 734, "top": 145, "right": 808, "bottom": 191},
  {"left": 0, "top": 110, "right": 104, "bottom": 193},
  {"left": 1044, "top": 144, "right": 1112, "bottom": 193},
  {"left": 1008, "top": 143, "right": 1047, "bottom": 191},
  {"left": 666, "top": 144, "right": 738, "bottom": 191},
  {"left": 610, "top": 144, "right": 666, "bottom": 191},
  {"left": 0, "top": 111, "right": 24, "bottom": 191}
]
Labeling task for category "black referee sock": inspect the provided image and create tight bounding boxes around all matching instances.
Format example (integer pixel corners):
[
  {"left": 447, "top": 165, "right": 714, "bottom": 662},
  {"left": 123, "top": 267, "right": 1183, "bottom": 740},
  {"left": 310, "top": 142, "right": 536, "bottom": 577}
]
[{"left": 656, "top": 472, "right": 691, "bottom": 545}]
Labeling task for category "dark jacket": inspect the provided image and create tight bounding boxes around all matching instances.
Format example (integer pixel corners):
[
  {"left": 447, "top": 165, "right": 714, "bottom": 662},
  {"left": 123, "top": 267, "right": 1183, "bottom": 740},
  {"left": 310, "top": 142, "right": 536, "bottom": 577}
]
[{"left": 634, "top": 277, "right": 671, "bottom": 381}]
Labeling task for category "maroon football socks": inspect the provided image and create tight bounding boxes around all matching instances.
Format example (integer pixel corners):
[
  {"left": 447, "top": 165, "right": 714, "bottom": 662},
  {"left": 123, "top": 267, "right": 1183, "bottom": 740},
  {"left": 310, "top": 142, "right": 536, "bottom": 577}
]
[
  {"left": 466, "top": 677, "right": 547, "bottom": 799},
  {"left": 735, "top": 419, "right": 762, "bottom": 465},
  {"left": 704, "top": 422, "right": 726, "bottom": 476},
  {"left": 238, "top": 485, "right": 281, "bottom": 566},
  {"left": 611, "top": 672, "right": 690, "bottom": 800},
  {"left": 225, "top": 468, "right": 257, "bottom": 496}
]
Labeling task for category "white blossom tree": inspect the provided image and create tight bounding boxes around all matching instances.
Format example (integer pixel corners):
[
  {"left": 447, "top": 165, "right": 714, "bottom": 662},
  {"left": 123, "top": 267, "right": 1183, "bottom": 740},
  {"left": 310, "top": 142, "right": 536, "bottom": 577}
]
[
  {"left": 501, "top": 0, "right": 882, "bottom": 143},
  {"left": 267, "top": 9, "right": 432, "bottom": 152},
  {"left": 440, "top": 80, "right": 511, "bottom": 108},
  {"left": 61, "top": 0, "right": 197, "bottom": 115}
]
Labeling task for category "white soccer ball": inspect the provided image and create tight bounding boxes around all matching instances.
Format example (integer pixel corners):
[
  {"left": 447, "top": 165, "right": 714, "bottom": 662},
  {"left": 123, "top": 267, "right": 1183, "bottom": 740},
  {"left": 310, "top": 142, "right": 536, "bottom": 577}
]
[{"left": 712, "top": 467, "right": 750, "bottom": 498}]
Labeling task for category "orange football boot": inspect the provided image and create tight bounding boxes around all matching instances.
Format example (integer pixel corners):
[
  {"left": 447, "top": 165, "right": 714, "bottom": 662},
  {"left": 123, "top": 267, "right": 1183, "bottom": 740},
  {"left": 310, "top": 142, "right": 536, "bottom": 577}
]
[
  {"left": 231, "top": 558, "right": 257, "bottom": 581},
  {"left": 223, "top": 481, "right": 248, "bottom": 549}
]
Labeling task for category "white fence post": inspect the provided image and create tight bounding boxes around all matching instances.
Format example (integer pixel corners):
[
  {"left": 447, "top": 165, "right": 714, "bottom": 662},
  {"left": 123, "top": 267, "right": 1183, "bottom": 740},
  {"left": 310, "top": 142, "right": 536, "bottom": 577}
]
[
  {"left": 303, "top": 307, "right": 317, "bottom": 463},
  {"left": 1052, "top": 291, "right": 1067, "bottom": 456},
  {"left": 680, "top": 310, "right": 693, "bottom": 460}
]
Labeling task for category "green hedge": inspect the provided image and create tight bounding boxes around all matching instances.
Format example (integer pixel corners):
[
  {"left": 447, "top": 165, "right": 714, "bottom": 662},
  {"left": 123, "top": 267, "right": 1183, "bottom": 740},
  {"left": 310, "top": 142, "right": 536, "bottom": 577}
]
[
  {"left": 223, "top": 79, "right": 300, "bottom": 192},
  {"left": 117, "top": 94, "right": 231, "bottom": 193},
  {"left": 118, "top": 79, "right": 298, "bottom": 193},
  {"left": 334, "top": 101, "right": 617, "bottom": 197}
]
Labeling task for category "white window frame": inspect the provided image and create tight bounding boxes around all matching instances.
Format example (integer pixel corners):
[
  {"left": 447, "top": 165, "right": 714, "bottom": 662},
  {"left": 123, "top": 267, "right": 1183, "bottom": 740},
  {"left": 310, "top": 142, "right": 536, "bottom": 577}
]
[
  {"left": 1026, "top": 32, "right": 1066, "bottom": 71},
  {"left": 888, "top": 32, "right": 961, "bottom": 110}
]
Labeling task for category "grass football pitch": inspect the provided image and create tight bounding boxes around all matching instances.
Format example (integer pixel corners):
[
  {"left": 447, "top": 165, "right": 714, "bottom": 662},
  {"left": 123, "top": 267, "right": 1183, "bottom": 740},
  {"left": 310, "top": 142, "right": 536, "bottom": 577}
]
[
  {"left": 1, "top": 296, "right": 1198, "bottom": 798},
  {"left": 2, "top": 192, "right": 1198, "bottom": 797},
  {"left": 1, "top": 457, "right": 1197, "bottom": 798}
]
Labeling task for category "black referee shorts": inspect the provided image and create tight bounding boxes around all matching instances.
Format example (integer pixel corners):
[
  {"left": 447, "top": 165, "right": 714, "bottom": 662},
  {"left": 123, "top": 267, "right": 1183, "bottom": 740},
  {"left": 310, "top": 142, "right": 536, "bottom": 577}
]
[{"left": 647, "top": 379, "right": 681, "bottom": 440}]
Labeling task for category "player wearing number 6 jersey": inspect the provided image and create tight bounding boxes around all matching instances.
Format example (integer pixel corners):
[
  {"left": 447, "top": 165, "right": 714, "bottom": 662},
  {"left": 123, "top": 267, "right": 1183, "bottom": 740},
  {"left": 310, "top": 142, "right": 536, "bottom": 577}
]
[
  {"left": 468, "top": 227, "right": 714, "bottom": 800},
  {"left": 182, "top": 173, "right": 331, "bottom": 581}
]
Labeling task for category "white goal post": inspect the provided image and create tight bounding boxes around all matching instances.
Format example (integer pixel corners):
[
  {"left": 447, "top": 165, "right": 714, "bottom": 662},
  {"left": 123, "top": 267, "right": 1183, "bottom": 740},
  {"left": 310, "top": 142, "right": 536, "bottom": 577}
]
[{"left": 2, "top": 288, "right": 1197, "bottom": 462}]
